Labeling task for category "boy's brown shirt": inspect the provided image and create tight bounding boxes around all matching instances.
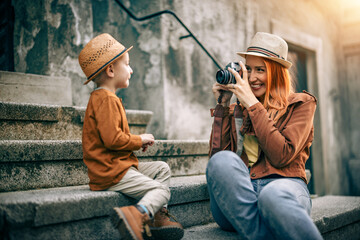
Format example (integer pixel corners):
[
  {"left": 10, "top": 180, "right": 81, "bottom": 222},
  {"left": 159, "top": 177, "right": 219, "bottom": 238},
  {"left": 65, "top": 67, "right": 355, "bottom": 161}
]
[{"left": 82, "top": 88, "right": 142, "bottom": 191}]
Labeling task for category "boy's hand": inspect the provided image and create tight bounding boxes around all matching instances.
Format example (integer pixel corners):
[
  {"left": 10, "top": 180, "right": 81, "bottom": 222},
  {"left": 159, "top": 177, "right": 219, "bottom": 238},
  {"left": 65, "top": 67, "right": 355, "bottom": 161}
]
[{"left": 140, "top": 134, "right": 155, "bottom": 152}]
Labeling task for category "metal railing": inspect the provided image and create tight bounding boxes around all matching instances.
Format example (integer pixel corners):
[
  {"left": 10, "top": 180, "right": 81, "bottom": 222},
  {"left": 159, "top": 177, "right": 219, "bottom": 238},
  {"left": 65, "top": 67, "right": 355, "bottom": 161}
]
[{"left": 114, "top": 0, "right": 223, "bottom": 69}]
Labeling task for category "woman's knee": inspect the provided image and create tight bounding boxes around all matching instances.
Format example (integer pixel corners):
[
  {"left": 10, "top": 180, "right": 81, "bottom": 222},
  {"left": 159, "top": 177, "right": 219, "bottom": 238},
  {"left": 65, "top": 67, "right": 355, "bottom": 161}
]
[
  {"left": 207, "top": 150, "right": 245, "bottom": 176},
  {"left": 258, "top": 180, "right": 299, "bottom": 214}
]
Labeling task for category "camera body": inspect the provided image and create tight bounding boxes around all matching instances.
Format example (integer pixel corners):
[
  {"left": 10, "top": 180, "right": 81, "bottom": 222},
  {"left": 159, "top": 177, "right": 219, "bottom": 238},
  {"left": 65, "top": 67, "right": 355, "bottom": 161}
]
[{"left": 216, "top": 62, "right": 241, "bottom": 85}]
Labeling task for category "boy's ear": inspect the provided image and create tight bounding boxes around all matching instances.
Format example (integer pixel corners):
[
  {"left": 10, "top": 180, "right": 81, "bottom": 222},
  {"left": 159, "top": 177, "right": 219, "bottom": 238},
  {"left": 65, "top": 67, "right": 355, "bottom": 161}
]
[{"left": 105, "top": 64, "right": 115, "bottom": 78}]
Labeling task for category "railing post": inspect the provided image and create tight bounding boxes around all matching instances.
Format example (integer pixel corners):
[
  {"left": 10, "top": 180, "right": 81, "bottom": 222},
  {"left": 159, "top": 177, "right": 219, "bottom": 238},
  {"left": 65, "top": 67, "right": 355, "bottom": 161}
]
[{"left": 114, "top": 0, "right": 223, "bottom": 69}]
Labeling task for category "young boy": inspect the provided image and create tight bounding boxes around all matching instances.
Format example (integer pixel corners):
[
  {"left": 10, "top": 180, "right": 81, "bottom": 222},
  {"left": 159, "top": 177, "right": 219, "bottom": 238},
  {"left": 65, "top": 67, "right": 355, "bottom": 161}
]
[{"left": 78, "top": 33, "right": 184, "bottom": 240}]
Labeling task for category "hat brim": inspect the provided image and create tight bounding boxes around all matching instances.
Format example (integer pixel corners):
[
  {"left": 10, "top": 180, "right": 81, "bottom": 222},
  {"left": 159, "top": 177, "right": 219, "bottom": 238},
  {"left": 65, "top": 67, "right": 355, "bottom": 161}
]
[
  {"left": 236, "top": 51, "right": 292, "bottom": 69},
  {"left": 83, "top": 46, "right": 134, "bottom": 85}
]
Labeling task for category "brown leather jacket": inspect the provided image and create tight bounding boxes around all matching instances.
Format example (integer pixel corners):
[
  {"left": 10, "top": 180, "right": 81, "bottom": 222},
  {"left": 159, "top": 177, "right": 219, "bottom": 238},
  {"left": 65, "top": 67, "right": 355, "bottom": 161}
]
[{"left": 209, "top": 91, "right": 317, "bottom": 184}]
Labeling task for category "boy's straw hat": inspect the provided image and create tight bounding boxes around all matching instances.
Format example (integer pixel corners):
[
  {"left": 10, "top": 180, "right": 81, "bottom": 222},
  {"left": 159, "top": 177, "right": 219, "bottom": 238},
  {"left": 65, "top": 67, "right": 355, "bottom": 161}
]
[
  {"left": 79, "top": 33, "right": 133, "bottom": 85},
  {"left": 237, "top": 32, "right": 292, "bottom": 69}
]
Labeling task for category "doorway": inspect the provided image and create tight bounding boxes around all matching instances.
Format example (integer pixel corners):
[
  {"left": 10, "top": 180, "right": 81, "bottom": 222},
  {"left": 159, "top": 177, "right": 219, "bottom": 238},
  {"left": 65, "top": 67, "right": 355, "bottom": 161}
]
[
  {"left": 287, "top": 48, "right": 315, "bottom": 194},
  {"left": 0, "top": 0, "right": 14, "bottom": 71}
]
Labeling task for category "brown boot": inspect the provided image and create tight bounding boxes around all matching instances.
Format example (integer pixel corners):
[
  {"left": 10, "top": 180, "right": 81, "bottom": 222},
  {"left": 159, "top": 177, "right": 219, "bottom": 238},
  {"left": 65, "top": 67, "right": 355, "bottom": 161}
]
[
  {"left": 111, "top": 205, "right": 152, "bottom": 240},
  {"left": 144, "top": 208, "right": 184, "bottom": 240}
]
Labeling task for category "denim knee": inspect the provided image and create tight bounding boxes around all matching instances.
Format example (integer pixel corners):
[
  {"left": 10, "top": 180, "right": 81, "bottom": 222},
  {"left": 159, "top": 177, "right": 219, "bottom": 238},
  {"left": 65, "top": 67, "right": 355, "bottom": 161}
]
[
  {"left": 207, "top": 151, "right": 246, "bottom": 177},
  {"left": 258, "top": 180, "right": 297, "bottom": 213},
  {"left": 215, "top": 218, "right": 236, "bottom": 232}
]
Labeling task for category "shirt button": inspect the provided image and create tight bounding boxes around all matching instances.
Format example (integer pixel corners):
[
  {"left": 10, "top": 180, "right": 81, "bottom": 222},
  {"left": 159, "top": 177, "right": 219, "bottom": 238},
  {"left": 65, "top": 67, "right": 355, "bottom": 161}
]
[{"left": 251, "top": 173, "right": 256, "bottom": 177}]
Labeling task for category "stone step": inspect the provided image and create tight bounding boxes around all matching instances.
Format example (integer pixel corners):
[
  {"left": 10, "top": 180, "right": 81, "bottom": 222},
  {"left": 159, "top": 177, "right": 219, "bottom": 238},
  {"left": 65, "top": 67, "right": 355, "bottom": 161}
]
[
  {"left": 0, "top": 175, "right": 212, "bottom": 240},
  {"left": 184, "top": 223, "right": 238, "bottom": 239},
  {"left": 0, "top": 101, "right": 153, "bottom": 140},
  {"left": 0, "top": 71, "right": 72, "bottom": 106},
  {"left": 1, "top": 176, "right": 359, "bottom": 240},
  {"left": 311, "top": 195, "right": 360, "bottom": 239},
  {"left": 184, "top": 195, "right": 360, "bottom": 240},
  {"left": 0, "top": 140, "right": 209, "bottom": 192}
]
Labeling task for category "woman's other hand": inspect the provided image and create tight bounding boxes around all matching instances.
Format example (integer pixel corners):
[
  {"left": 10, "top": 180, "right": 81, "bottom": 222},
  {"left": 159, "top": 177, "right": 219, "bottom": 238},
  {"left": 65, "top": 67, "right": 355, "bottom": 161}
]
[
  {"left": 223, "top": 61, "right": 259, "bottom": 109},
  {"left": 212, "top": 83, "right": 233, "bottom": 107}
]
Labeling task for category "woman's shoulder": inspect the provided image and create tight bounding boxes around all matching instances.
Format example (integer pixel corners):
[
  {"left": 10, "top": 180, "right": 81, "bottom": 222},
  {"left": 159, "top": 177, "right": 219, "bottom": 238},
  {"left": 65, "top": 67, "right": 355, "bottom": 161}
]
[{"left": 288, "top": 90, "right": 317, "bottom": 105}]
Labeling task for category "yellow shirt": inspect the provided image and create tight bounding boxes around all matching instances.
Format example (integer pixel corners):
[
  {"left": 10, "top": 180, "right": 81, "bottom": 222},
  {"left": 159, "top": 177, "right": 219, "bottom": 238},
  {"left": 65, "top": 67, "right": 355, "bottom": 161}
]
[{"left": 243, "top": 134, "right": 259, "bottom": 167}]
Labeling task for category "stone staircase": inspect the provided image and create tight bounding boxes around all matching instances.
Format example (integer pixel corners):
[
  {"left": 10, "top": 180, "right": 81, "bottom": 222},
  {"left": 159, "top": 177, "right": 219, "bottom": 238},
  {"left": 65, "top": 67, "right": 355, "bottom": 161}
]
[
  {"left": 0, "top": 101, "right": 153, "bottom": 140},
  {"left": 0, "top": 139, "right": 208, "bottom": 192},
  {"left": 0, "top": 71, "right": 360, "bottom": 239}
]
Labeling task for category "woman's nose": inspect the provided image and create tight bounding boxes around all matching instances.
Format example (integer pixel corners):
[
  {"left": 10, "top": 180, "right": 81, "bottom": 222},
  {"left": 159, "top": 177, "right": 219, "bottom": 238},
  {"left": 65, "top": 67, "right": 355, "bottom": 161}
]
[{"left": 248, "top": 70, "right": 255, "bottom": 80}]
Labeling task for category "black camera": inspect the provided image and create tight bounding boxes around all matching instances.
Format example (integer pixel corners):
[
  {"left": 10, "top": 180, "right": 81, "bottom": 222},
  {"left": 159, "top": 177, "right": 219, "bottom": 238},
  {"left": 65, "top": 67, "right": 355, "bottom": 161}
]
[{"left": 216, "top": 62, "right": 241, "bottom": 85}]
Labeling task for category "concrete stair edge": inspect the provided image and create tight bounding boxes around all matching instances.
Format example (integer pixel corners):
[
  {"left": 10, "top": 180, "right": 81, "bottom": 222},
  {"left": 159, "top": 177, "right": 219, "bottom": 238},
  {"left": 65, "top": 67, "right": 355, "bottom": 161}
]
[
  {"left": 0, "top": 140, "right": 209, "bottom": 192},
  {"left": 0, "top": 175, "right": 209, "bottom": 230},
  {"left": 0, "top": 140, "right": 313, "bottom": 192},
  {"left": 0, "top": 101, "right": 154, "bottom": 140},
  {"left": 2, "top": 202, "right": 212, "bottom": 240},
  {"left": 0, "top": 101, "right": 153, "bottom": 124},
  {"left": 0, "top": 71, "right": 72, "bottom": 106},
  {"left": 310, "top": 195, "right": 360, "bottom": 234},
  {"left": 0, "top": 139, "right": 209, "bottom": 162},
  {"left": 184, "top": 195, "right": 360, "bottom": 239},
  {"left": 1, "top": 182, "right": 359, "bottom": 239}
]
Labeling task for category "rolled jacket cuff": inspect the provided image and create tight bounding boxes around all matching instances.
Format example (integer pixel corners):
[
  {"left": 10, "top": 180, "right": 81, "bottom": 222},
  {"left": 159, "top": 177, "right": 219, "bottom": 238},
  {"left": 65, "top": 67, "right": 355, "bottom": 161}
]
[
  {"left": 131, "top": 134, "right": 143, "bottom": 150},
  {"left": 247, "top": 102, "right": 265, "bottom": 119}
]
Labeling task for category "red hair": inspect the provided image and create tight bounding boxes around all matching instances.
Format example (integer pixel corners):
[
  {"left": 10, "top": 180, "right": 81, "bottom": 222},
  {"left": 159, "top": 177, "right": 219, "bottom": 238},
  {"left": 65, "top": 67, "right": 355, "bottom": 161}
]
[{"left": 262, "top": 58, "right": 294, "bottom": 123}]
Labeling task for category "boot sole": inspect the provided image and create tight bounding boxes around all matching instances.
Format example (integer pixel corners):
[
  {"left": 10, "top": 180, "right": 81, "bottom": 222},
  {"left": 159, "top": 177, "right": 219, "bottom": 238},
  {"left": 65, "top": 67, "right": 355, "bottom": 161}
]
[
  {"left": 144, "top": 226, "right": 184, "bottom": 240},
  {"left": 111, "top": 207, "right": 139, "bottom": 240}
]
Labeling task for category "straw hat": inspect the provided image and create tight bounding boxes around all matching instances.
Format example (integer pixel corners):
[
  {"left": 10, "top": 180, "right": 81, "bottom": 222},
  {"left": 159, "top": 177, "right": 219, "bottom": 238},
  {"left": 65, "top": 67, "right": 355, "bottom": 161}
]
[
  {"left": 78, "top": 33, "right": 133, "bottom": 85},
  {"left": 237, "top": 32, "right": 292, "bottom": 69}
]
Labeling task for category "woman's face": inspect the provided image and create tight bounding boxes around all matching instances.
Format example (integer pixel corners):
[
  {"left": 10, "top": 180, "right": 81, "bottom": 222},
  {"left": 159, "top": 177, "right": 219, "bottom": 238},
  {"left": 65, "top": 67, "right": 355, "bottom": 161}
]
[{"left": 245, "top": 55, "right": 267, "bottom": 99}]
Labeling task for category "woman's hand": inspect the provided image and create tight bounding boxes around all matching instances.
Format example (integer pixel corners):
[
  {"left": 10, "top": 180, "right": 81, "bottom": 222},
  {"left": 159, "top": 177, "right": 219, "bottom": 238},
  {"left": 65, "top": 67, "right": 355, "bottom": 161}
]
[
  {"left": 212, "top": 83, "right": 233, "bottom": 107},
  {"left": 222, "top": 61, "right": 259, "bottom": 109}
]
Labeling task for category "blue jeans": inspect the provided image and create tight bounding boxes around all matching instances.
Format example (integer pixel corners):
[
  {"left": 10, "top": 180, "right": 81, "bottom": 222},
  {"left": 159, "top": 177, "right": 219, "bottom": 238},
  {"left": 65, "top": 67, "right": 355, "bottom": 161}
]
[{"left": 206, "top": 151, "right": 323, "bottom": 240}]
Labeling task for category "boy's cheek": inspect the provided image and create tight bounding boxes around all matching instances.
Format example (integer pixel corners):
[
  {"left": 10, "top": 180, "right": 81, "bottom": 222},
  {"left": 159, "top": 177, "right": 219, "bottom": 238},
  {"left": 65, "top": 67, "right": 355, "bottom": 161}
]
[{"left": 117, "top": 79, "right": 129, "bottom": 89}]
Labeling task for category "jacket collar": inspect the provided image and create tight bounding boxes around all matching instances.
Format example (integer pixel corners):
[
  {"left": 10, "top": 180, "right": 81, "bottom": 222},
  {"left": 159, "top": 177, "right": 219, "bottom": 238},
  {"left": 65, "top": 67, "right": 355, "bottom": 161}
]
[{"left": 288, "top": 90, "right": 317, "bottom": 105}]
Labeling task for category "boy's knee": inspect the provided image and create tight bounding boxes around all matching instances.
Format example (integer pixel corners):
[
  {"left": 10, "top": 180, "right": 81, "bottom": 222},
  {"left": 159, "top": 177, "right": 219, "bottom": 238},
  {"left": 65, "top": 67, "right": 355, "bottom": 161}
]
[{"left": 157, "top": 161, "right": 171, "bottom": 176}]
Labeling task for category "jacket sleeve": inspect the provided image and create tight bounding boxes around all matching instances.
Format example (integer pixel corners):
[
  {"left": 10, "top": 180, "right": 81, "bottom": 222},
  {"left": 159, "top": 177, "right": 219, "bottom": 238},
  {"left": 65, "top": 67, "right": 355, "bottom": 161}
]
[
  {"left": 95, "top": 96, "right": 143, "bottom": 151},
  {"left": 247, "top": 98, "right": 316, "bottom": 168},
  {"left": 209, "top": 104, "right": 235, "bottom": 157}
]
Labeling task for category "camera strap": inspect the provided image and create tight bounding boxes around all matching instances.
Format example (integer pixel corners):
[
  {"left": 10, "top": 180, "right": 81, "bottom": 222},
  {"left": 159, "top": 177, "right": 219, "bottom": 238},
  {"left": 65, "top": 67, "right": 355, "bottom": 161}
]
[
  {"left": 217, "top": 91, "right": 224, "bottom": 104},
  {"left": 234, "top": 103, "right": 244, "bottom": 157},
  {"left": 210, "top": 104, "right": 225, "bottom": 156}
]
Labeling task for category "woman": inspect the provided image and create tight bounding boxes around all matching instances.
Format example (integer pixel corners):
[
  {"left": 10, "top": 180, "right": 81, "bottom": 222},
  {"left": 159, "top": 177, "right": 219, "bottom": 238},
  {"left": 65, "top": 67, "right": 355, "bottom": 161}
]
[{"left": 206, "top": 32, "right": 323, "bottom": 240}]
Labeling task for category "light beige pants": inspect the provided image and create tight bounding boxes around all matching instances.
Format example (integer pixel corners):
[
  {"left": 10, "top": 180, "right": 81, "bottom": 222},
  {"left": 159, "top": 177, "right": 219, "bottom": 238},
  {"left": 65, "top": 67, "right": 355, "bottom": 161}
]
[{"left": 107, "top": 161, "right": 171, "bottom": 216}]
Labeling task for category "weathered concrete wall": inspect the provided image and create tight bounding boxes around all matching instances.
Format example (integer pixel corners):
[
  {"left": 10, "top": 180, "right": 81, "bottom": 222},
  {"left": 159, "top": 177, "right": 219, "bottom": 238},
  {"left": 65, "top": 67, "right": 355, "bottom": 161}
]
[
  {"left": 13, "top": 0, "right": 94, "bottom": 106},
  {"left": 10, "top": 0, "right": 359, "bottom": 195},
  {"left": 92, "top": 0, "right": 167, "bottom": 138},
  {"left": 339, "top": 2, "right": 360, "bottom": 196},
  {"left": 160, "top": 0, "right": 257, "bottom": 140}
]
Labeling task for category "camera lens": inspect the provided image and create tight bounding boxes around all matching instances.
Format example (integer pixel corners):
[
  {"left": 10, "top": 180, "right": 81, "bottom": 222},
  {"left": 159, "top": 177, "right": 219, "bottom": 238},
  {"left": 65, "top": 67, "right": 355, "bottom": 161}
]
[{"left": 216, "top": 69, "right": 234, "bottom": 84}]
